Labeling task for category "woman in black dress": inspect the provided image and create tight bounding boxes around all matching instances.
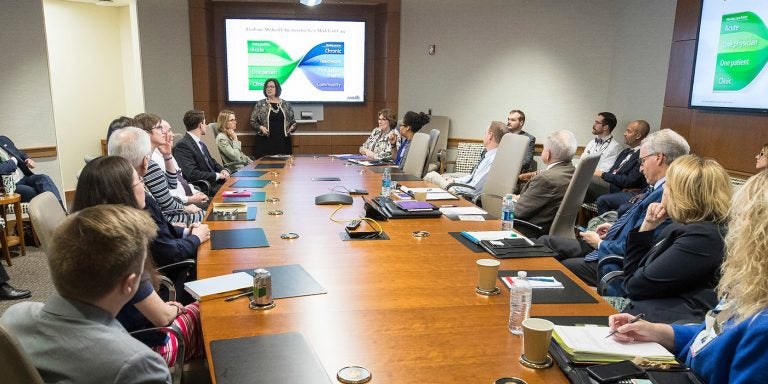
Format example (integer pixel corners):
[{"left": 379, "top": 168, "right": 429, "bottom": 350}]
[{"left": 249, "top": 78, "right": 297, "bottom": 159}]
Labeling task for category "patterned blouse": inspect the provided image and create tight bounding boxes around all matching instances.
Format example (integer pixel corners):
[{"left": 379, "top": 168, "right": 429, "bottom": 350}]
[
  {"left": 360, "top": 127, "right": 401, "bottom": 161},
  {"left": 144, "top": 160, "right": 204, "bottom": 226},
  {"left": 249, "top": 99, "right": 297, "bottom": 136}
]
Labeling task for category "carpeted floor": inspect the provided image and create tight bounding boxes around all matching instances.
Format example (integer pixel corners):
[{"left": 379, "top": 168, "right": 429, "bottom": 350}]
[{"left": 0, "top": 245, "right": 55, "bottom": 315}]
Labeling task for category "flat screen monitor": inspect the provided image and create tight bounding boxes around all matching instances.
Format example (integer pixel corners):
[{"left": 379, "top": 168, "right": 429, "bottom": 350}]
[
  {"left": 690, "top": 0, "right": 768, "bottom": 112},
  {"left": 225, "top": 19, "right": 366, "bottom": 103}
]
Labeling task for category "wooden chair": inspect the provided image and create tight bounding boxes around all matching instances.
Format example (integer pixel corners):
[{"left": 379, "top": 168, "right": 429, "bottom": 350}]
[{"left": 0, "top": 324, "right": 45, "bottom": 384}]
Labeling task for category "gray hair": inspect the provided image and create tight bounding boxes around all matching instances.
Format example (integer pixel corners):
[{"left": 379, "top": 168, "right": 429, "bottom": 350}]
[
  {"left": 545, "top": 130, "right": 578, "bottom": 162},
  {"left": 107, "top": 127, "right": 152, "bottom": 169},
  {"left": 641, "top": 128, "right": 690, "bottom": 165}
]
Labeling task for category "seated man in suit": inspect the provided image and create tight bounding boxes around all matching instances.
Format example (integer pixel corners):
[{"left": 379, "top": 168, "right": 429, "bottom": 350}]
[
  {"left": 588, "top": 120, "right": 650, "bottom": 213},
  {"left": 422, "top": 121, "right": 506, "bottom": 200},
  {"left": 173, "top": 109, "right": 230, "bottom": 196},
  {"left": 538, "top": 129, "right": 690, "bottom": 286},
  {"left": 506, "top": 109, "right": 536, "bottom": 172},
  {"left": 513, "top": 130, "right": 578, "bottom": 234},
  {"left": 0, "top": 135, "right": 63, "bottom": 206},
  {"left": 0, "top": 204, "right": 171, "bottom": 383}
]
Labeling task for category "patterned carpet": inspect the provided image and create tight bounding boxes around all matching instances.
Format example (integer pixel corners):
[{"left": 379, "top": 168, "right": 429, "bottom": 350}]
[{"left": 0, "top": 246, "right": 55, "bottom": 315}]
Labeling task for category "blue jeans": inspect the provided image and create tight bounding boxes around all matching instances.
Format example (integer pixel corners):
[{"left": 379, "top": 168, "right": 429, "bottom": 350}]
[{"left": 16, "top": 174, "right": 62, "bottom": 205}]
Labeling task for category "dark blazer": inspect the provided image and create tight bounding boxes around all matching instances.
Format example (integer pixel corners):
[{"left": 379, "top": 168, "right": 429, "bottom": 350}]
[
  {"left": 622, "top": 221, "right": 726, "bottom": 324},
  {"left": 173, "top": 133, "right": 223, "bottom": 184},
  {"left": 0, "top": 136, "right": 32, "bottom": 176},
  {"left": 144, "top": 193, "right": 200, "bottom": 267},
  {"left": 515, "top": 161, "right": 575, "bottom": 234},
  {"left": 600, "top": 147, "right": 646, "bottom": 192}
]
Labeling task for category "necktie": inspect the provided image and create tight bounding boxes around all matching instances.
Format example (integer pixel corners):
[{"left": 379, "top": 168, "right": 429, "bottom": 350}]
[
  {"left": 584, "top": 184, "right": 654, "bottom": 262},
  {"left": 612, "top": 149, "right": 634, "bottom": 174},
  {"left": 198, "top": 141, "right": 215, "bottom": 172},
  {"left": 177, "top": 170, "right": 193, "bottom": 195},
  {"left": 594, "top": 138, "right": 604, "bottom": 145},
  {"left": 467, "top": 150, "right": 486, "bottom": 183}
]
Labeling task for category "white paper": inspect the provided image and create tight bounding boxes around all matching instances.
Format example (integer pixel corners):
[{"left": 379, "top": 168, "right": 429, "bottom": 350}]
[
  {"left": 458, "top": 215, "right": 486, "bottom": 221},
  {"left": 554, "top": 325, "right": 674, "bottom": 358},
  {"left": 440, "top": 207, "right": 487, "bottom": 215}
]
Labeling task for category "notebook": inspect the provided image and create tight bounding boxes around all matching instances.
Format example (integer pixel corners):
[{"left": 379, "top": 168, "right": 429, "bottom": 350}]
[
  {"left": 183, "top": 272, "right": 252, "bottom": 301},
  {"left": 394, "top": 200, "right": 437, "bottom": 211}
]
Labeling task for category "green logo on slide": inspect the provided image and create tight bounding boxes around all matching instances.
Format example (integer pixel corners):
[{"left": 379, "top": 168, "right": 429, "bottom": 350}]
[
  {"left": 247, "top": 41, "right": 300, "bottom": 89},
  {"left": 714, "top": 11, "right": 768, "bottom": 91}
]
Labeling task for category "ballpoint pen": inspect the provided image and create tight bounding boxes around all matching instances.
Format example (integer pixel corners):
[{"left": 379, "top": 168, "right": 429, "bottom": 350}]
[
  {"left": 605, "top": 313, "right": 646, "bottom": 338},
  {"left": 224, "top": 290, "right": 253, "bottom": 302}
]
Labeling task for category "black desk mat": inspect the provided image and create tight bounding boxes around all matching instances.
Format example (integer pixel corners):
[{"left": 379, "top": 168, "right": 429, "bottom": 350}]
[
  {"left": 448, "top": 232, "right": 557, "bottom": 258},
  {"left": 233, "top": 264, "right": 327, "bottom": 299},
  {"left": 231, "top": 179, "right": 270, "bottom": 188},
  {"left": 211, "top": 332, "right": 331, "bottom": 384},
  {"left": 497, "top": 269, "right": 597, "bottom": 304},
  {"left": 207, "top": 206, "right": 257, "bottom": 221},
  {"left": 232, "top": 170, "right": 267, "bottom": 177},
  {"left": 253, "top": 163, "right": 286, "bottom": 169},
  {"left": 448, "top": 231, "right": 485, "bottom": 253},
  {"left": 211, "top": 228, "right": 269, "bottom": 250},
  {"left": 222, "top": 191, "right": 266, "bottom": 202},
  {"left": 391, "top": 173, "right": 422, "bottom": 181}
]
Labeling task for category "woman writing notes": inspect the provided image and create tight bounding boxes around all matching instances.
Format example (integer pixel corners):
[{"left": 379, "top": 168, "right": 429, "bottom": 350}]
[
  {"left": 215, "top": 110, "right": 252, "bottom": 172},
  {"left": 609, "top": 171, "right": 768, "bottom": 383},
  {"left": 249, "top": 78, "right": 297, "bottom": 159},
  {"left": 359, "top": 108, "right": 400, "bottom": 161},
  {"left": 394, "top": 111, "right": 430, "bottom": 166}
]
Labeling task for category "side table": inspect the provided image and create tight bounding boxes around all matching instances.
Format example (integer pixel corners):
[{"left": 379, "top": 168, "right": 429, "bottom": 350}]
[{"left": 0, "top": 193, "right": 26, "bottom": 266}]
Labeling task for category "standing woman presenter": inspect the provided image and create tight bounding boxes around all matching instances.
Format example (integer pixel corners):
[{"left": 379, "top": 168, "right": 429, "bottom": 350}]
[{"left": 249, "top": 78, "right": 297, "bottom": 159}]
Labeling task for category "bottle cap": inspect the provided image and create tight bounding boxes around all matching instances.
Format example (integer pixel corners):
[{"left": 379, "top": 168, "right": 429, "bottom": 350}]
[{"left": 517, "top": 271, "right": 527, "bottom": 278}]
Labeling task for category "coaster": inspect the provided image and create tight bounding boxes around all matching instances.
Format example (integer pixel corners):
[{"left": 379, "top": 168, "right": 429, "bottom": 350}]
[
  {"left": 494, "top": 378, "right": 528, "bottom": 384},
  {"left": 248, "top": 300, "right": 276, "bottom": 310},
  {"left": 337, "top": 366, "right": 371, "bottom": 384},
  {"left": 475, "top": 286, "right": 501, "bottom": 296},
  {"left": 518, "top": 354, "right": 553, "bottom": 369}
]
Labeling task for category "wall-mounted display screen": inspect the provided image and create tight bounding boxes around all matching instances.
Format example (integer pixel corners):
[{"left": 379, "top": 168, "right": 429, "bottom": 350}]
[
  {"left": 690, "top": 0, "right": 768, "bottom": 112},
  {"left": 225, "top": 19, "right": 366, "bottom": 103}
]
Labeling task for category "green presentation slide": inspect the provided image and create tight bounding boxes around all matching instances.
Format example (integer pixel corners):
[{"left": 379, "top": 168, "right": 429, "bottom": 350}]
[{"left": 714, "top": 11, "right": 768, "bottom": 91}]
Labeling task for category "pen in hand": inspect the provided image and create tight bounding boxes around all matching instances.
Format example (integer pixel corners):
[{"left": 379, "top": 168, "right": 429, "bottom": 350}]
[{"left": 605, "top": 313, "right": 645, "bottom": 338}]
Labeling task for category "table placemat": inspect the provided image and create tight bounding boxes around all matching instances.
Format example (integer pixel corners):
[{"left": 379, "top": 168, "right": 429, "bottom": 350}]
[
  {"left": 231, "top": 180, "right": 270, "bottom": 188},
  {"left": 497, "top": 269, "right": 597, "bottom": 304},
  {"left": 211, "top": 228, "right": 269, "bottom": 250},
  {"left": 211, "top": 332, "right": 331, "bottom": 384},
  {"left": 232, "top": 170, "right": 267, "bottom": 177},
  {"left": 222, "top": 191, "right": 266, "bottom": 202},
  {"left": 253, "top": 163, "right": 286, "bottom": 169},
  {"left": 233, "top": 264, "right": 327, "bottom": 299},
  {"left": 391, "top": 173, "right": 422, "bottom": 181}
]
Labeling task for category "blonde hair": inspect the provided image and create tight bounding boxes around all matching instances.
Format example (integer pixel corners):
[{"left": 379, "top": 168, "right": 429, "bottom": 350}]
[
  {"left": 718, "top": 171, "right": 768, "bottom": 322},
  {"left": 664, "top": 155, "right": 731, "bottom": 224},
  {"left": 216, "top": 110, "right": 236, "bottom": 134}
]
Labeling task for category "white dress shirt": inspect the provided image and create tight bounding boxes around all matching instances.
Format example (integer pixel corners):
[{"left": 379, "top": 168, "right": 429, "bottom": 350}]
[
  {"left": 452, "top": 147, "right": 497, "bottom": 199},
  {"left": 582, "top": 135, "right": 624, "bottom": 172}
]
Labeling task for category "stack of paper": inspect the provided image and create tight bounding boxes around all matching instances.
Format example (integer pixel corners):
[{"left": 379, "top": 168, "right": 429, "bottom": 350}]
[
  {"left": 553, "top": 325, "right": 677, "bottom": 364},
  {"left": 212, "top": 202, "right": 247, "bottom": 214},
  {"left": 460, "top": 231, "right": 529, "bottom": 244},
  {"left": 501, "top": 275, "right": 564, "bottom": 289},
  {"left": 184, "top": 272, "right": 253, "bottom": 301},
  {"left": 399, "top": 186, "right": 458, "bottom": 200}
]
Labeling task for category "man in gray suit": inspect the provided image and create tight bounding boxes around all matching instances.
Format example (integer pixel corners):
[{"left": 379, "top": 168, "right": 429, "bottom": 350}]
[
  {"left": 1, "top": 205, "right": 171, "bottom": 384},
  {"left": 513, "top": 130, "right": 578, "bottom": 234}
]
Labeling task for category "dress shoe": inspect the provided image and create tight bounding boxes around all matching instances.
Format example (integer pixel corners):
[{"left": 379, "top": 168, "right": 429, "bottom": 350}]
[{"left": 0, "top": 282, "right": 31, "bottom": 300}]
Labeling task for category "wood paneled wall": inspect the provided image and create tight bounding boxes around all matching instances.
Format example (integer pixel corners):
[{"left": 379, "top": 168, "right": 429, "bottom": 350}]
[
  {"left": 661, "top": 0, "right": 768, "bottom": 176},
  {"left": 188, "top": 0, "right": 400, "bottom": 140}
]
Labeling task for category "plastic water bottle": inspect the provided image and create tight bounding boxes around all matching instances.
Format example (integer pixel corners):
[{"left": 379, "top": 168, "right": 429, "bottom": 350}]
[
  {"left": 381, "top": 167, "right": 392, "bottom": 196},
  {"left": 501, "top": 193, "right": 515, "bottom": 230},
  {"left": 508, "top": 271, "right": 532, "bottom": 335}
]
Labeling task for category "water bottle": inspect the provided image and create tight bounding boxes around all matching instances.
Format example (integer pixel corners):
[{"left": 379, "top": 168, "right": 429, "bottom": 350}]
[
  {"left": 381, "top": 167, "right": 392, "bottom": 196},
  {"left": 501, "top": 193, "right": 515, "bottom": 230},
  {"left": 508, "top": 271, "right": 532, "bottom": 335}
]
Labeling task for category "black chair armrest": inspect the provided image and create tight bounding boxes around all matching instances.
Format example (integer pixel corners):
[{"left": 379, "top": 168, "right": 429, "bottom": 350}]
[
  {"left": 598, "top": 270, "right": 625, "bottom": 296},
  {"left": 130, "top": 325, "right": 185, "bottom": 384},
  {"left": 597, "top": 255, "right": 624, "bottom": 269},
  {"left": 189, "top": 180, "right": 211, "bottom": 195}
]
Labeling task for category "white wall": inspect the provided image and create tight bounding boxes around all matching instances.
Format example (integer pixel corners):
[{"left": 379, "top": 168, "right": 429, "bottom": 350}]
[
  {"left": 44, "top": 0, "right": 131, "bottom": 191},
  {"left": 399, "top": 0, "right": 676, "bottom": 146},
  {"left": 0, "top": 0, "right": 61, "bottom": 191}
]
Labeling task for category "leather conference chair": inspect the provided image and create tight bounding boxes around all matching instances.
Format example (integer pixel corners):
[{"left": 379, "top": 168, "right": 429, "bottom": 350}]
[
  {"left": 28, "top": 192, "right": 66, "bottom": 254},
  {"left": 401, "top": 132, "right": 431, "bottom": 178},
  {"left": 206, "top": 123, "right": 249, "bottom": 172},
  {"left": 513, "top": 154, "right": 602, "bottom": 239},
  {"left": 422, "top": 128, "right": 441, "bottom": 176}
]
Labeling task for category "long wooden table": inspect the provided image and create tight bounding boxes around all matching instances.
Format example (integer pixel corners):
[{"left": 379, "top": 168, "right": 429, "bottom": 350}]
[{"left": 198, "top": 156, "right": 616, "bottom": 383}]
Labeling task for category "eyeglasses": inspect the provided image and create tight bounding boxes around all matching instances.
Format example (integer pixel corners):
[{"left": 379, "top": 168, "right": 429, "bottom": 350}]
[
  {"left": 594, "top": 120, "right": 606, "bottom": 126},
  {"left": 639, "top": 153, "right": 658, "bottom": 165},
  {"left": 377, "top": 118, "right": 387, "bottom": 121},
  {"left": 228, "top": 118, "right": 237, "bottom": 123},
  {"left": 151, "top": 125, "right": 169, "bottom": 133}
]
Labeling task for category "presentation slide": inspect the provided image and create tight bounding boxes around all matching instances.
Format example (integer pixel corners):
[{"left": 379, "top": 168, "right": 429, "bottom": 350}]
[
  {"left": 225, "top": 19, "right": 365, "bottom": 103},
  {"left": 690, "top": 0, "right": 768, "bottom": 110}
]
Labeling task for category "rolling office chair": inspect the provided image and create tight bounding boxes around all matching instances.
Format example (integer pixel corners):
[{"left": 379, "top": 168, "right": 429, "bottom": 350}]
[
  {"left": 401, "top": 132, "right": 431, "bottom": 178},
  {"left": 422, "top": 128, "right": 441, "bottom": 176}
]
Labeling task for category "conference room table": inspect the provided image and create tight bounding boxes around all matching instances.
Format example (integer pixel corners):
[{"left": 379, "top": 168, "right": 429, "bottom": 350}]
[{"left": 197, "top": 156, "right": 616, "bottom": 384}]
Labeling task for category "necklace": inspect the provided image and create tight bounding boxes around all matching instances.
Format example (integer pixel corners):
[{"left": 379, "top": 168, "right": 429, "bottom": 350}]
[{"left": 268, "top": 100, "right": 281, "bottom": 113}]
